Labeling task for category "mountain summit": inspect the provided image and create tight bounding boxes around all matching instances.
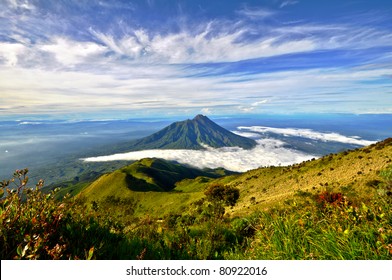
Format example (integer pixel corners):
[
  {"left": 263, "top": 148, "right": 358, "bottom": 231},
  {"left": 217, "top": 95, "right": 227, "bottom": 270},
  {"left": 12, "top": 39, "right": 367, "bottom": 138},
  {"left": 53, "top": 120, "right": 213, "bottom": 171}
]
[{"left": 126, "top": 115, "right": 257, "bottom": 151}]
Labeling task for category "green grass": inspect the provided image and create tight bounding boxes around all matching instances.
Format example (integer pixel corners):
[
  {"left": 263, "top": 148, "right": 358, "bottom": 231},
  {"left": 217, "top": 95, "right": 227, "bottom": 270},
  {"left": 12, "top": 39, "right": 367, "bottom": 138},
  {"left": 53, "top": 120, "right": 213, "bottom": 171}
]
[{"left": 244, "top": 195, "right": 392, "bottom": 259}]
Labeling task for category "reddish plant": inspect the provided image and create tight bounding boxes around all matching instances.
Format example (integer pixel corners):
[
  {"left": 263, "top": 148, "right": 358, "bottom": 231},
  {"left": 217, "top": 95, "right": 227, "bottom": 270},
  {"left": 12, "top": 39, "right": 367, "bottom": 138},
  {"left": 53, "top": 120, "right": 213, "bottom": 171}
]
[{"left": 316, "top": 191, "right": 346, "bottom": 208}]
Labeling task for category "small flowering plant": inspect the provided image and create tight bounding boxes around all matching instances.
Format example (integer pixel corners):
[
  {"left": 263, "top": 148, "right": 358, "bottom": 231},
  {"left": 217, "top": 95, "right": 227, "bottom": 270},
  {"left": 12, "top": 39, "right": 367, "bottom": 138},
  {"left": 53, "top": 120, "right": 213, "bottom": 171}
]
[{"left": 315, "top": 190, "right": 346, "bottom": 209}]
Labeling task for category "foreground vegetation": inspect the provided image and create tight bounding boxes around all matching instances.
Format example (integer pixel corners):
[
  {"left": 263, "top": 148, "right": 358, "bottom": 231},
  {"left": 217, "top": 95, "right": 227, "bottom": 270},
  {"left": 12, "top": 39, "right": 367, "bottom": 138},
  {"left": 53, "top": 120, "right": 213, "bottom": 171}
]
[
  {"left": 1, "top": 160, "right": 391, "bottom": 259},
  {"left": 1, "top": 138, "right": 391, "bottom": 259}
]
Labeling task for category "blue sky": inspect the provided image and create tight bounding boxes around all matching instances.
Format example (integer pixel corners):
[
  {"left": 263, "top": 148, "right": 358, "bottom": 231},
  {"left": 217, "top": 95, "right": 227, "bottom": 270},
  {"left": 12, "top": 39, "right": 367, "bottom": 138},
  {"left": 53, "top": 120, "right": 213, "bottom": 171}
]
[{"left": 0, "top": 0, "right": 392, "bottom": 120}]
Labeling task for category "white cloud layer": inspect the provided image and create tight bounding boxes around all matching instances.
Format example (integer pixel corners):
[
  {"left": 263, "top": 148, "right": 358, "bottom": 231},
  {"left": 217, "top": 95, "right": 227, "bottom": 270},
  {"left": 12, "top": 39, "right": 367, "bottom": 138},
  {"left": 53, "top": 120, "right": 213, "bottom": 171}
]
[
  {"left": 1, "top": 63, "right": 391, "bottom": 116},
  {"left": 82, "top": 139, "right": 315, "bottom": 172},
  {"left": 237, "top": 126, "right": 377, "bottom": 146}
]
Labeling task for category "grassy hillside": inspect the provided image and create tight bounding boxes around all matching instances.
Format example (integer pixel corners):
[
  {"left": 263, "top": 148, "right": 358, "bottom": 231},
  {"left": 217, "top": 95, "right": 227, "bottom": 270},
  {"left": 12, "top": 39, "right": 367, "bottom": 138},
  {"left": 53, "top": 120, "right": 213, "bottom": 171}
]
[
  {"left": 225, "top": 138, "right": 392, "bottom": 216},
  {"left": 78, "top": 158, "right": 231, "bottom": 217}
]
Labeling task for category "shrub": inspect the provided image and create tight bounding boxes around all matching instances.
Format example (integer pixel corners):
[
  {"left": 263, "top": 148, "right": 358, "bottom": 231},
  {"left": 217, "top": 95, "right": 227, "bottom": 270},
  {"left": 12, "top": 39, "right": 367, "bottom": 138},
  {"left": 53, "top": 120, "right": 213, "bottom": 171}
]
[{"left": 204, "top": 184, "right": 240, "bottom": 207}]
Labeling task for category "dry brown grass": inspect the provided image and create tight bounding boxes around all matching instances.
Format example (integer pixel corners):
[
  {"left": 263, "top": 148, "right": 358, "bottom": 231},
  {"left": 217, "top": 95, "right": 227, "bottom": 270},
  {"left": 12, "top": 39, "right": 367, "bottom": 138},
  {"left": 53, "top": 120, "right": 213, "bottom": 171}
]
[{"left": 227, "top": 139, "right": 392, "bottom": 216}]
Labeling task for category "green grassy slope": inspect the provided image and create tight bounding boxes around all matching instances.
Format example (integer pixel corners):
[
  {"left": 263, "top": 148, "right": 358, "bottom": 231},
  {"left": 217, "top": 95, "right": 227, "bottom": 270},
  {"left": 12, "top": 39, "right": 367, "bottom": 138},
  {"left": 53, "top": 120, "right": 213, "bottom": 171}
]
[
  {"left": 79, "top": 138, "right": 392, "bottom": 220},
  {"left": 78, "top": 158, "right": 227, "bottom": 216}
]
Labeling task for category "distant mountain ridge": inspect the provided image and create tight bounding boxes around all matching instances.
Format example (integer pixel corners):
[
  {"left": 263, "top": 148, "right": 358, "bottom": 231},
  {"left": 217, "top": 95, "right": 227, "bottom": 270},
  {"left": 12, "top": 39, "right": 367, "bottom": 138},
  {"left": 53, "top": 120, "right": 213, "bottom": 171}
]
[{"left": 126, "top": 114, "right": 257, "bottom": 151}]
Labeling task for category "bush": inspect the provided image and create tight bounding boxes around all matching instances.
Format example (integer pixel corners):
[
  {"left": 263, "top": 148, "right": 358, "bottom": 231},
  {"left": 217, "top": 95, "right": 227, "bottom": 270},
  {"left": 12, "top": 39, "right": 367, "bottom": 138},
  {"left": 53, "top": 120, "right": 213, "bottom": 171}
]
[{"left": 204, "top": 184, "right": 240, "bottom": 206}]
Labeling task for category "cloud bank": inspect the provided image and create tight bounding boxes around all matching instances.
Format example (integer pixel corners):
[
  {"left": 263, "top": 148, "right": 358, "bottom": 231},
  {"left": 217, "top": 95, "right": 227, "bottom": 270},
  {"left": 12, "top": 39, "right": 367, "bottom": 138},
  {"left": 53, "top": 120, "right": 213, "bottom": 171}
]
[
  {"left": 83, "top": 139, "right": 315, "bottom": 172},
  {"left": 236, "top": 126, "right": 377, "bottom": 146}
]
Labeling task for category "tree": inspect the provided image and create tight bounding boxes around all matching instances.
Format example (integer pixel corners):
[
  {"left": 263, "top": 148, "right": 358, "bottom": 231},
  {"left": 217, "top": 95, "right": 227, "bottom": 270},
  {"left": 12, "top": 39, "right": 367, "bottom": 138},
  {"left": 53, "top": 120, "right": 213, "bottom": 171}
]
[
  {"left": 203, "top": 184, "right": 240, "bottom": 220},
  {"left": 204, "top": 184, "right": 240, "bottom": 207}
]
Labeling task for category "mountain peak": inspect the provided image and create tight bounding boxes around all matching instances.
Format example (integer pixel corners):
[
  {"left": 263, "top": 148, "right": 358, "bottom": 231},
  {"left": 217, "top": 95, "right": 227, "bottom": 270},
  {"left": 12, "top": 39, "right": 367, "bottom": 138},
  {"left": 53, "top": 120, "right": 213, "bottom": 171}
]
[
  {"left": 193, "top": 114, "right": 208, "bottom": 121},
  {"left": 192, "top": 114, "right": 213, "bottom": 125},
  {"left": 126, "top": 115, "right": 257, "bottom": 151}
]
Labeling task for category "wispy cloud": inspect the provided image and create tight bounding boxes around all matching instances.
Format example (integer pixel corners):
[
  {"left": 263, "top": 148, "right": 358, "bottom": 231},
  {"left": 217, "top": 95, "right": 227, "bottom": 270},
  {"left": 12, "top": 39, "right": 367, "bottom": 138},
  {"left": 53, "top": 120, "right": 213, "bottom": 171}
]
[
  {"left": 251, "top": 100, "right": 268, "bottom": 106},
  {"left": 4, "top": 0, "right": 36, "bottom": 12},
  {"left": 280, "top": 1, "right": 299, "bottom": 8},
  {"left": 90, "top": 25, "right": 317, "bottom": 64},
  {"left": 237, "top": 7, "right": 276, "bottom": 19}
]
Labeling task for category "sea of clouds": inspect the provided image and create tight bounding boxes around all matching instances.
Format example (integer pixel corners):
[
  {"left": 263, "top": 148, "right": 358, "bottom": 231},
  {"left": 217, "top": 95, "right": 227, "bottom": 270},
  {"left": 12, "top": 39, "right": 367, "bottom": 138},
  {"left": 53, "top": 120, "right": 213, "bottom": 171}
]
[
  {"left": 83, "top": 126, "right": 376, "bottom": 172},
  {"left": 83, "top": 139, "right": 314, "bottom": 172}
]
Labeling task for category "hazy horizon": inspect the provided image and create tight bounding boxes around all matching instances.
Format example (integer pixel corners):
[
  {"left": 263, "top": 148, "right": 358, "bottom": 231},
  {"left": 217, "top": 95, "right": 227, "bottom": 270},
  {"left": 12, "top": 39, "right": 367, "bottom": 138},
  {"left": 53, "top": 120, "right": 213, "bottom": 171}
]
[{"left": 1, "top": 114, "right": 389, "bottom": 181}]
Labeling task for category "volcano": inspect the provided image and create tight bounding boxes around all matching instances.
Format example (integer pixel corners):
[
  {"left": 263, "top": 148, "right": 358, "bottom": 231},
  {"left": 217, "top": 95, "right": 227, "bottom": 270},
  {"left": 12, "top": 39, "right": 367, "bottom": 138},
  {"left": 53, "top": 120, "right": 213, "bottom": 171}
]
[{"left": 126, "top": 114, "right": 257, "bottom": 151}]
